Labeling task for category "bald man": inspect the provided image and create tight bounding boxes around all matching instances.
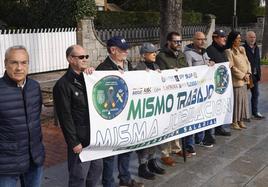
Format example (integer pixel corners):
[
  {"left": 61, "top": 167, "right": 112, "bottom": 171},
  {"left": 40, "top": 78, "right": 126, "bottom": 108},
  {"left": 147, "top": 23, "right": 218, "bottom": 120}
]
[
  {"left": 53, "top": 45, "right": 102, "bottom": 187},
  {"left": 243, "top": 31, "right": 265, "bottom": 119},
  {"left": 183, "top": 32, "right": 215, "bottom": 156}
]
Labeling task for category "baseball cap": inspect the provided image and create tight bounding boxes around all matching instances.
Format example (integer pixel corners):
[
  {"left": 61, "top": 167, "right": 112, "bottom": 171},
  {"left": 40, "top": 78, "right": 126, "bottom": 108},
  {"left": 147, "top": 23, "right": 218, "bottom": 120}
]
[
  {"left": 212, "top": 29, "right": 226, "bottom": 37},
  {"left": 140, "top": 43, "right": 157, "bottom": 55},
  {"left": 107, "top": 36, "right": 129, "bottom": 50}
]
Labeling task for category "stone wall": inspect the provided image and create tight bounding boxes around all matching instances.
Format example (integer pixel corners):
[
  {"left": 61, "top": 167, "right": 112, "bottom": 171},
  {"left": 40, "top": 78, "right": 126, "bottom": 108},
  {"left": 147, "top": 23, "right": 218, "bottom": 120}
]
[{"left": 76, "top": 16, "right": 216, "bottom": 68}]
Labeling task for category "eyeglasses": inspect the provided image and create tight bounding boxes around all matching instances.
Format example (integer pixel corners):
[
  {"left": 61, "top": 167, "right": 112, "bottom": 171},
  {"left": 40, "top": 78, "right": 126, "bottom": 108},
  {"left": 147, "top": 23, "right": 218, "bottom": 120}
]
[
  {"left": 172, "top": 40, "right": 182, "bottom": 45},
  {"left": 71, "top": 55, "right": 89, "bottom": 60},
  {"left": 196, "top": 38, "right": 207, "bottom": 41}
]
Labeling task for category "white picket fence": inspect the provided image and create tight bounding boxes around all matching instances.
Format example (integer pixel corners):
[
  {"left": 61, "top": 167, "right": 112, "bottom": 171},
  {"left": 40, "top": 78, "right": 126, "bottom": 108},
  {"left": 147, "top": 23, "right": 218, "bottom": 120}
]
[{"left": 0, "top": 28, "right": 77, "bottom": 77}]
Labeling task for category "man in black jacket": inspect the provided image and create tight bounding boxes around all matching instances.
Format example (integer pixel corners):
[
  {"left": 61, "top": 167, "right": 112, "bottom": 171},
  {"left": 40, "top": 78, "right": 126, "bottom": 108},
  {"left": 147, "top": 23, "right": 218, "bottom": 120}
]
[
  {"left": 0, "top": 46, "right": 45, "bottom": 187},
  {"left": 206, "top": 30, "right": 231, "bottom": 136},
  {"left": 243, "top": 31, "right": 265, "bottom": 119},
  {"left": 96, "top": 36, "right": 143, "bottom": 187},
  {"left": 53, "top": 45, "right": 102, "bottom": 187}
]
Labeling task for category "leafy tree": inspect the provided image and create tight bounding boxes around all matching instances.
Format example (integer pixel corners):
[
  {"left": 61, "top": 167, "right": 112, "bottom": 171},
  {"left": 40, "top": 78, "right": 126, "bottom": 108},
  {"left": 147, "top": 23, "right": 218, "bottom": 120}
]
[
  {"left": 262, "top": 0, "right": 268, "bottom": 58},
  {"left": 0, "top": 0, "right": 96, "bottom": 29},
  {"left": 183, "top": 0, "right": 259, "bottom": 24},
  {"left": 159, "top": 0, "right": 182, "bottom": 47}
]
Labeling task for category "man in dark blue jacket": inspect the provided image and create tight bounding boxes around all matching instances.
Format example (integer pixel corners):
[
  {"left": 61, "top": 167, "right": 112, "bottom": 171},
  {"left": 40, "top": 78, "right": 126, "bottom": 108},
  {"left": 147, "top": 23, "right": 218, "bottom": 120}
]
[
  {"left": 243, "top": 31, "right": 265, "bottom": 119},
  {"left": 0, "top": 45, "right": 45, "bottom": 187}
]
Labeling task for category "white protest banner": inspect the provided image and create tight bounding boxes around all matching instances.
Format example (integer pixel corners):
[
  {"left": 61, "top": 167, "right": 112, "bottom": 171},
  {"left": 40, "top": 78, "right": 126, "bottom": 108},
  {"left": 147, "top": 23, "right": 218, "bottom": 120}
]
[{"left": 80, "top": 62, "right": 233, "bottom": 162}]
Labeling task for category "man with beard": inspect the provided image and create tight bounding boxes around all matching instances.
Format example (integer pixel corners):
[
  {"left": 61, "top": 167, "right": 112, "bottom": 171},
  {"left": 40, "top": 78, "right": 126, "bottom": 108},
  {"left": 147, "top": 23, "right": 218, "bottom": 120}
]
[{"left": 156, "top": 32, "right": 189, "bottom": 166}]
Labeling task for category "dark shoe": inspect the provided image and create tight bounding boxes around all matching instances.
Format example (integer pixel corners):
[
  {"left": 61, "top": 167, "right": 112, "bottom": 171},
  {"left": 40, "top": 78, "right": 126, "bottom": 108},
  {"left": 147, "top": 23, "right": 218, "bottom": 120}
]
[
  {"left": 215, "top": 126, "right": 231, "bottom": 136},
  {"left": 203, "top": 135, "right": 216, "bottom": 144},
  {"left": 148, "top": 159, "right": 166, "bottom": 175},
  {"left": 161, "top": 156, "right": 176, "bottom": 166},
  {"left": 119, "top": 179, "right": 144, "bottom": 187},
  {"left": 252, "top": 112, "right": 265, "bottom": 120},
  {"left": 198, "top": 141, "right": 213, "bottom": 148},
  {"left": 186, "top": 146, "right": 196, "bottom": 156},
  {"left": 138, "top": 163, "right": 155, "bottom": 180}
]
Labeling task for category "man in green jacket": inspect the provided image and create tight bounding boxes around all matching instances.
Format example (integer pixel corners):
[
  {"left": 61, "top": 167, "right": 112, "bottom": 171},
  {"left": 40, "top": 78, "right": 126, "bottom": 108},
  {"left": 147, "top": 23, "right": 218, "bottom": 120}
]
[
  {"left": 156, "top": 31, "right": 188, "bottom": 70},
  {"left": 156, "top": 32, "right": 189, "bottom": 166}
]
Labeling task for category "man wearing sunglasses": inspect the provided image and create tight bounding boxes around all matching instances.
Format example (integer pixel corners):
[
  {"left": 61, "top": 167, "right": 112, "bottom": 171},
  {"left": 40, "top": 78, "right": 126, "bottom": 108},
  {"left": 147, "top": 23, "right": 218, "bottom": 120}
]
[
  {"left": 155, "top": 32, "right": 189, "bottom": 167},
  {"left": 96, "top": 36, "right": 144, "bottom": 187},
  {"left": 53, "top": 45, "right": 102, "bottom": 187},
  {"left": 156, "top": 31, "right": 188, "bottom": 70}
]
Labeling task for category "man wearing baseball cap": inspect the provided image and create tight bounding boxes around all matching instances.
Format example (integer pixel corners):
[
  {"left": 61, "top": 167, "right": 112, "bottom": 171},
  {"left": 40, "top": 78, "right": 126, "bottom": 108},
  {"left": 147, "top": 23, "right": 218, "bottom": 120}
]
[
  {"left": 96, "top": 36, "right": 144, "bottom": 187},
  {"left": 206, "top": 29, "right": 232, "bottom": 138}
]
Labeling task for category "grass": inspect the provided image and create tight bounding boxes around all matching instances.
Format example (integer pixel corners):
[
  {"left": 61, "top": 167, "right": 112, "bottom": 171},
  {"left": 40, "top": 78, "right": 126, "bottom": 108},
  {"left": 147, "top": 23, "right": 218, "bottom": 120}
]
[{"left": 261, "top": 58, "right": 268, "bottom": 65}]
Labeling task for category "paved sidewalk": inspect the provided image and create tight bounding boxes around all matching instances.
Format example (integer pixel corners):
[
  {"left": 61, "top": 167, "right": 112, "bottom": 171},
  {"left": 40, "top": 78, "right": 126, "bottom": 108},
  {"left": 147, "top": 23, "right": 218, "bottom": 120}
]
[{"left": 40, "top": 81, "right": 268, "bottom": 187}]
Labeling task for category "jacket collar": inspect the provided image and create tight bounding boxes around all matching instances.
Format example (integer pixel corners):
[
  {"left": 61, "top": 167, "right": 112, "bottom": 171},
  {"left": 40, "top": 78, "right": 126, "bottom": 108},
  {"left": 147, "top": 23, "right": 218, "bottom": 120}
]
[
  {"left": 162, "top": 46, "right": 182, "bottom": 58},
  {"left": 186, "top": 43, "right": 207, "bottom": 55},
  {"left": 212, "top": 41, "right": 226, "bottom": 51},
  {"left": 244, "top": 42, "right": 257, "bottom": 50},
  {"left": 3, "top": 71, "right": 28, "bottom": 88},
  {"left": 65, "top": 66, "right": 85, "bottom": 88}
]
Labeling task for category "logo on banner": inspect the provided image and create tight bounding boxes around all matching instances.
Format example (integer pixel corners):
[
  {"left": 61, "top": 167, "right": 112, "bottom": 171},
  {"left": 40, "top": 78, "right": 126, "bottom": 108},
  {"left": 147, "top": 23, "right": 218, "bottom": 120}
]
[
  {"left": 214, "top": 65, "right": 229, "bottom": 94},
  {"left": 92, "top": 75, "right": 128, "bottom": 120}
]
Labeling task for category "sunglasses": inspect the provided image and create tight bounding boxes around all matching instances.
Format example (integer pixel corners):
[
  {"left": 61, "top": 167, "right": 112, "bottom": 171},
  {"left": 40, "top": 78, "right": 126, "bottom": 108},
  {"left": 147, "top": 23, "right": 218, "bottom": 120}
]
[
  {"left": 72, "top": 55, "right": 89, "bottom": 60},
  {"left": 172, "top": 40, "right": 182, "bottom": 45}
]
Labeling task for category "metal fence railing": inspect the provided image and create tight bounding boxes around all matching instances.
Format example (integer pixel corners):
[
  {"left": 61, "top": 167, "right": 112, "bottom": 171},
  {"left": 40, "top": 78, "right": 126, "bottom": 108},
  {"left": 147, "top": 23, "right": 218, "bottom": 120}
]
[{"left": 95, "top": 24, "right": 207, "bottom": 44}]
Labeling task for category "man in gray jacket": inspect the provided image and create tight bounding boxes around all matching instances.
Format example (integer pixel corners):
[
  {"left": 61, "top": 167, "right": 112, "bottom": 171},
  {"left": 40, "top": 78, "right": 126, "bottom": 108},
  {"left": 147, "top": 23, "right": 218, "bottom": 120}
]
[{"left": 183, "top": 32, "right": 215, "bottom": 155}]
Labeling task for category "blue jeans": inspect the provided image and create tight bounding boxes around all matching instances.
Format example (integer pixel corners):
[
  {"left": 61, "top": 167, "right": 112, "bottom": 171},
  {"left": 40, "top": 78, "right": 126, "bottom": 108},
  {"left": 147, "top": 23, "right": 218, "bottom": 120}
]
[
  {"left": 185, "top": 131, "right": 204, "bottom": 148},
  {"left": 102, "top": 152, "right": 131, "bottom": 187},
  {"left": 0, "top": 175, "right": 18, "bottom": 187},
  {"left": 0, "top": 162, "right": 43, "bottom": 187}
]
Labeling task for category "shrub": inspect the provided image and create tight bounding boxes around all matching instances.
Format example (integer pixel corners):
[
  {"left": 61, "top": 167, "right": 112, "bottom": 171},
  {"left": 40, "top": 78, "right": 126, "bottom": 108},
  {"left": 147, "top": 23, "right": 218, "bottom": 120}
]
[
  {"left": 94, "top": 11, "right": 203, "bottom": 29},
  {"left": 261, "top": 58, "right": 268, "bottom": 65}
]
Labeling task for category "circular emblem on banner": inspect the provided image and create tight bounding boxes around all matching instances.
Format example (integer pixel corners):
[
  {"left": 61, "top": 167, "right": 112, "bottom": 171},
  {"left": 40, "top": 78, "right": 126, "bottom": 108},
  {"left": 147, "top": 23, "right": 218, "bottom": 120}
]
[
  {"left": 92, "top": 75, "right": 128, "bottom": 120},
  {"left": 214, "top": 65, "right": 229, "bottom": 94}
]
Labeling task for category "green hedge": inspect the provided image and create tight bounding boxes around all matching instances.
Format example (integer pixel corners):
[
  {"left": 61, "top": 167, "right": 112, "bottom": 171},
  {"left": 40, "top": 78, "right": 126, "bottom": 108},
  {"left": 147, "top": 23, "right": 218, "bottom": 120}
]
[
  {"left": 183, "top": 11, "right": 203, "bottom": 25},
  {"left": 94, "top": 11, "right": 203, "bottom": 28},
  {"left": 261, "top": 58, "right": 268, "bottom": 65}
]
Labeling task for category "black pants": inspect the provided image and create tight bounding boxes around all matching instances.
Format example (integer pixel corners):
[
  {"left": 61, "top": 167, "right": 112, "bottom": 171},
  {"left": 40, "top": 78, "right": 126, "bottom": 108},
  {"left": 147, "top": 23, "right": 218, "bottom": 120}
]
[
  {"left": 250, "top": 80, "right": 259, "bottom": 115},
  {"left": 67, "top": 147, "right": 103, "bottom": 187}
]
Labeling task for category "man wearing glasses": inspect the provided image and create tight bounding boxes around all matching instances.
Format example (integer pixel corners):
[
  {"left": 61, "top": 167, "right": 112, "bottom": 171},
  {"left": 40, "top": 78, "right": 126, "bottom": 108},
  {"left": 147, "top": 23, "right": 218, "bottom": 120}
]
[
  {"left": 206, "top": 30, "right": 232, "bottom": 137},
  {"left": 183, "top": 31, "right": 215, "bottom": 156},
  {"left": 156, "top": 31, "right": 188, "bottom": 70},
  {"left": 53, "top": 45, "right": 103, "bottom": 187},
  {"left": 96, "top": 36, "right": 144, "bottom": 187},
  {"left": 155, "top": 32, "right": 189, "bottom": 167},
  {"left": 0, "top": 46, "right": 45, "bottom": 186}
]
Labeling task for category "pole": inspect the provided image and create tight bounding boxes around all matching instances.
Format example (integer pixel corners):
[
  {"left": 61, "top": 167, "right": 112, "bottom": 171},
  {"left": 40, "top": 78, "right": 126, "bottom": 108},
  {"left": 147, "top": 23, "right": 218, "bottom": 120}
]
[{"left": 232, "top": 0, "right": 238, "bottom": 30}]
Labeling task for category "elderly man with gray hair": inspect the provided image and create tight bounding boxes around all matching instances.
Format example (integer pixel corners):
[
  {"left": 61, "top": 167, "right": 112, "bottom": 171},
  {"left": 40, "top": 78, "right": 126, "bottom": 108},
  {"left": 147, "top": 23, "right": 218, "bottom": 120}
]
[
  {"left": 0, "top": 45, "right": 45, "bottom": 187},
  {"left": 243, "top": 31, "right": 265, "bottom": 120}
]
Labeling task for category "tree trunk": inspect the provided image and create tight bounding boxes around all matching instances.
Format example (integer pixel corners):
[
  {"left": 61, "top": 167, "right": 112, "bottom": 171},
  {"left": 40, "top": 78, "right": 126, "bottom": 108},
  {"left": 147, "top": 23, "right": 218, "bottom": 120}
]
[
  {"left": 262, "top": 0, "right": 268, "bottom": 58},
  {"left": 159, "top": 0, "right": 182, "bottom": 48}
]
